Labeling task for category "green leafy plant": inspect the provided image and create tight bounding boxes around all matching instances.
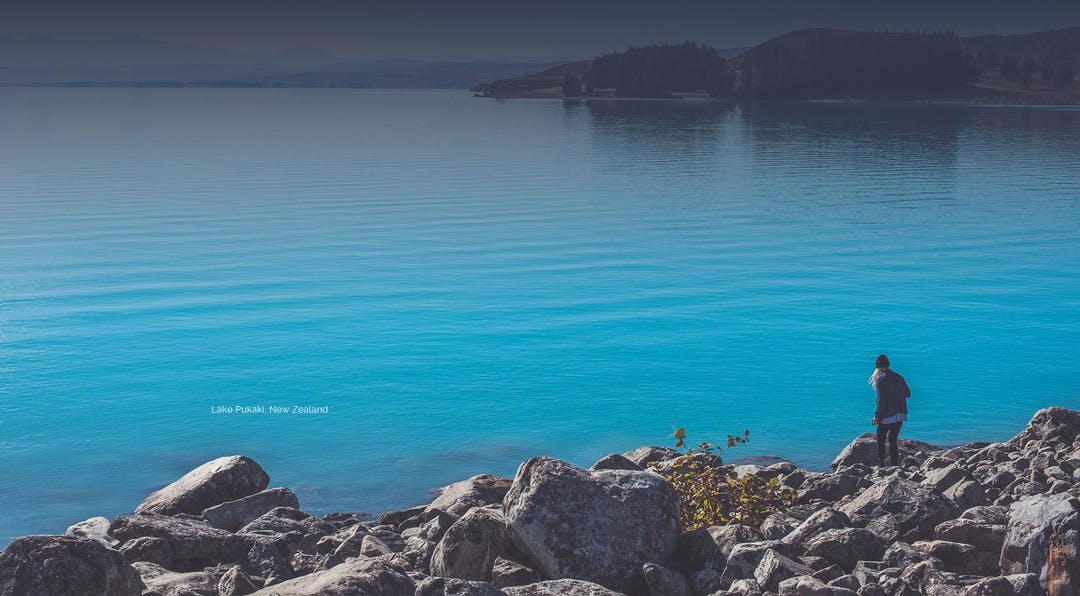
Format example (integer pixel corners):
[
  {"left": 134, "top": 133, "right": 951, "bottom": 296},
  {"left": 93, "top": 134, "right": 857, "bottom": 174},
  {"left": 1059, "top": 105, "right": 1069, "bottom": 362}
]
[{"left": 653, "top": 427, "right": 796, "bottom": 531}]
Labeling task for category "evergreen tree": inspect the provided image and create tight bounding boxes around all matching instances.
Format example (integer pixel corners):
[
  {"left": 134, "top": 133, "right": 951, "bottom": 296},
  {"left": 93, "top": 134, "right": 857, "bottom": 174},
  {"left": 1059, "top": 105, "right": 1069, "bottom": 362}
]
[
  {"left": 561, "top": 72, "right": 583, "bottom": 97},
  {"left": 1056, "top": 62, "right": 1075, "bottom": 87}
]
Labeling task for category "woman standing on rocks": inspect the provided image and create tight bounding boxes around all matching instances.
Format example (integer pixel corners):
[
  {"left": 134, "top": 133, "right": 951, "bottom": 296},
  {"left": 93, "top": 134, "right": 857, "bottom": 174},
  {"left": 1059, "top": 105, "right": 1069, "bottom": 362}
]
[{"left": 870, "top": 354, "right": 911, "bottom": 467}]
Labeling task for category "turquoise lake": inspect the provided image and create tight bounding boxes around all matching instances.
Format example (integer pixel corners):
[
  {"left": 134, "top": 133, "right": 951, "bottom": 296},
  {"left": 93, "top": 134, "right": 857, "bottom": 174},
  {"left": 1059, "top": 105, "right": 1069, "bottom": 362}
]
[{"left": 1, "top": 89, "right": 1078, "bottom": 545}]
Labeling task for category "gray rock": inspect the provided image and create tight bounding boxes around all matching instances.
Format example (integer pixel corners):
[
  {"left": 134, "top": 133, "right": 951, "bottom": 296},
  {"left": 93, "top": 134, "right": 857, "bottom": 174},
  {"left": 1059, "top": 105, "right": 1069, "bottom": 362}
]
[
  {"left": 590, "top": 454, "right": 643, "bottom": 471},
  {"left": 431, "top": 507, "right": 509, "bottom": 581},
  {"left": 812, "top": 564, "right": 845, "bottom": 583},
  {"left": 999, "top": 493, "right": 1080, "bottom": 582},
  {"left": 724, "top": 578, "right": 763, "bottom": 595},
  {"left": 218, "top": 565, "right": 260, "bottom": 596},
  {"left": 961, "top": 576, "right": 1013, "bottom": 596},
  {"left": 760, "top": 514, "right": 800, "bottom": 540},
  {"left": 641, "top": 563, "right": 691, "bottom": 596},
  {"left": 415, "top": 577, "right": 508, "bottom": 596},
  {"left": 881, "top": 542, "right": 937, "bottom": 569},
  {"left": 65, "top": 517, "right": 117, "bottom": 547},
  {"left": 621, "top": 446, "right": 682, "bottom": 468},
  {"left": 912, "top": 540, "right": 997, "bottom": 576},
  {"left": 856, "top": 583, "right": 886, "bottom": 596},
  {"left": 959, "top": 506, "right": 1008, "bottom": 526},
  {"left": 922, "top": 464, "right": 973, "bottom": 493},
  {"left": 799, "top": 474, "right": 865, "bottom": 503},
  {"left": 839, "top": 476, "right": 958, "bottom": 543},
  {"left": 110, "top": 514, "right": 238, "bottom": 569},
  {"left": 250, "top": 558, "right": 414, "bottom": 595},
  {"left": 943, "top": 480, "right": 988, "bottom": 511},
  {"left": 670, "top": 525, "right": 760, "bottom": 594},
  {"left": 238, "top": 507, "right": 336, "bottom": 551},
  {"left": 828, "top": 574, "right": 861, "bottom": 592},
  {"left": 0, "top": 535, "right": 144, "bottom": 596},
  {"left": 831, "top": 434, "right": 941, "bottom": 469},
  {"left": 134, "top": 455, "right": 269, "bottom": 516},
  {"left": 896, "top": 560, "right": 956, "bottom": 595},
  {"left": 118, "top": 536, "right": 174, "bottom": 568},
  {"left": 754, "top": 549, "right": 814, "bottom": 592},
  {"left": 502, "top": 457, "right": 680, "bottom": 590},
  {"left": 780, "top": 507, "right": 851, "bottom": 550},
  {"left": 777, "top": 574, "right": 857, "bottom": 595},
  {"left": 724, "top": 541, "right": 779, "bottom": 581},
  {"left": 1008, "top": 407, "right": 1080, "bottom": 448},
  {"left": 201, "top": 487, "right": 300, "bottom": 531},
  {"left": 1002, "top": 573, "right": 1044, "bottom": 596},
  {"left": 378, "top": 505, "right": 428, "bottom": 529},
  {"left": 803, "top": 528, "right": 886, "bottom": 572},
  {"left": 491, "top": 557, "right": 541, "bottom": 589},
  {"left": 360, "top": 534, "right": 393, "bottom": 557},
  {"left": 242, "top": 534, "right": 295, "bottom": 584},
  {"left": 502, "top": 579, "right": 623, "bottom": 595},
  {"left": 932, "top": 518, "right": 1006, "bottom": 551},
  {"left": 429, "top": 475, "right": 513, "bottom": 517},
  {"left": 131, "top": 561, "right": 220, "bottom": 596},
  {"left": 850, "top": 560, "right": 883, "bottom": 586}
]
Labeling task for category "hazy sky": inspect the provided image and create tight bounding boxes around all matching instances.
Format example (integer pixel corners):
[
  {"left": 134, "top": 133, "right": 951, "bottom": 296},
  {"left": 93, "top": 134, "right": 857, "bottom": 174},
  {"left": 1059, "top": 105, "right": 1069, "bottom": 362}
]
[{"left": 5, "top": 0, "right": 1080, "bottom": 62}]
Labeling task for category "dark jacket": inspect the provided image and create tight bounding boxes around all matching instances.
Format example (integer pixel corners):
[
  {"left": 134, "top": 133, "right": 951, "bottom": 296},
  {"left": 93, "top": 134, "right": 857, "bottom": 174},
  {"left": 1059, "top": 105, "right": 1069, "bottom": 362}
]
[{"left": 873, "top": 369, "right": 911, "bottom": 419}]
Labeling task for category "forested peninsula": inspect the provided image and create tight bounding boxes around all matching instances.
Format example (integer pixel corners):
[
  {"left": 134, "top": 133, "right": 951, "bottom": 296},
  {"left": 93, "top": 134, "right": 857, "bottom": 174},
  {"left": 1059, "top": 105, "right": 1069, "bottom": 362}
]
[{"left": 471, "top": 27, "right": 1080, "bottom": 102}]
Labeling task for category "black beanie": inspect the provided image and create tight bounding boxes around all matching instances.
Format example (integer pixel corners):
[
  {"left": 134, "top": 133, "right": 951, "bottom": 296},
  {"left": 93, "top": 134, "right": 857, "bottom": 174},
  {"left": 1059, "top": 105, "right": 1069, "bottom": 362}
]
[{"left": 875, "top": 354, "right": 890, "bottom": 369}]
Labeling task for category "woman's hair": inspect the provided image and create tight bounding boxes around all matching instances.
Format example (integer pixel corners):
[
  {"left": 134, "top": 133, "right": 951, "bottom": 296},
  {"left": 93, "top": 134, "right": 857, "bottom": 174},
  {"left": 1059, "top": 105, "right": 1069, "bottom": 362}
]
[{"left": 869, "top": 354, "right": 890, "bottom": 387}]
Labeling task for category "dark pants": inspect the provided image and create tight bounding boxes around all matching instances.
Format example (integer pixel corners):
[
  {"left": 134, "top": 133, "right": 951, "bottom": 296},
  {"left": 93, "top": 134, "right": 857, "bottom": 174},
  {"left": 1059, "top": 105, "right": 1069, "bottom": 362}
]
[{"left": 877, "top": 421, "right": 903, "bottom": 466}]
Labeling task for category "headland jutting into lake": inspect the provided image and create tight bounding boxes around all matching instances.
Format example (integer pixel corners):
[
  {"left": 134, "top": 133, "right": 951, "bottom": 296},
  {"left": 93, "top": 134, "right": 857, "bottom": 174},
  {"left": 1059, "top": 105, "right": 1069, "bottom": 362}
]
[
  {"left": 1, "top": 406, "right": 1077, "bottom": 595},
  {"left": 472, "top": 27, "right": 1080, "bottom": 106}
]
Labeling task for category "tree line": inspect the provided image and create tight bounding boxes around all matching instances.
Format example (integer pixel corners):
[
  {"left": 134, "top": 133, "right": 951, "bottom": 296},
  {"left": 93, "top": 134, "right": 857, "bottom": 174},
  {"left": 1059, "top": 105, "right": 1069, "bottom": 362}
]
[
  {"left": 739, "top": 30, "right": 964, "bottom": 98},
  {"left": 567, "top": 42, "right": 733, "bottom": 98}
]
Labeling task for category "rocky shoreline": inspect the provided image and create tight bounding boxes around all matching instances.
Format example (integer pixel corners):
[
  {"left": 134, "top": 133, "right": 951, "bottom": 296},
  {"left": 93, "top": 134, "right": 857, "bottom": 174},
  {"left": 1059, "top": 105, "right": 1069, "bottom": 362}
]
[{"left": 2, "top": 407, "right": 1078, "bottom": 596}]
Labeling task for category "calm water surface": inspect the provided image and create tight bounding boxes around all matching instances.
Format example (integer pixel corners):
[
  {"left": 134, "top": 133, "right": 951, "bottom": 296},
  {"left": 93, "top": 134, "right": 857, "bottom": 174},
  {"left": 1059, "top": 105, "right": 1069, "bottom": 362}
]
[{"left": 1, "top": 89, "right": 1078, "bottom": 544}]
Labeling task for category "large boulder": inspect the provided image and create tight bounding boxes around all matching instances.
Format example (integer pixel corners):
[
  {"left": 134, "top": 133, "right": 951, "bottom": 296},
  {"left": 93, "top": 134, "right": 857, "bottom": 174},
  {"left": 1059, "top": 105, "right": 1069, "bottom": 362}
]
[
  {"left": 429, "top": 475, "right": 513, "bottom": 517},
  {"left": 913, "top": 540, "right": 998, "bottom": 576},
  {"left": 135, "top": 456, "right": 270, "bottom": 516},
  {"left": 201, "top": 487, "right": 300, "bottom": 531},
  {"left": 0, "top": 535, "right": 144, "bottom": 596},
  {"left": 723, "top": 541, "right": 779, "bottom": 581},
  {"left": 999, "top": 493, "right": 1080, "bottom": 584},
  {"left": 110, "top": 513, "right": 239, "bottom": 570},
  {"left": 839, "top": 476, "right": 958, "bottom": 543},
  {"left": 779, "top": 507, "right": 851, "bottom": 550},
  {"left": 430, "top": 507, "right": 509, "bottom": 581},
  {"left": 502, "top": 457, "right": 680, "bottom": 590},
  {"left": 753, "top": 549, "right": 814, "bottom": 593},
  {"left": 1008, "top": 407, "right": 1080, "bottom": 448},
  {"left": 932, "top": 518, "right": 1006, "bottom": 552},
  {"left": 831, "top": 434, "right": 941, "bottom": 469},
  {"left": 250, "top": 558, "right": 414, "bottom": 595},
  {"left": 802, "top": 528, "right": 886, "bottom": 572}
]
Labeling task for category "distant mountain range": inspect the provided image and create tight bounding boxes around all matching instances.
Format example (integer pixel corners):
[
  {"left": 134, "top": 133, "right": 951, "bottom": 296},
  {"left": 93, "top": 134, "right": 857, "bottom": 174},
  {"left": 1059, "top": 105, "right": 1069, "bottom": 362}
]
[
  {"left": 3, "top": 28, "right": 1079, "bottom": 94},
  {"left": 0, "top": 35, "right": 566, "bottom": 88}
]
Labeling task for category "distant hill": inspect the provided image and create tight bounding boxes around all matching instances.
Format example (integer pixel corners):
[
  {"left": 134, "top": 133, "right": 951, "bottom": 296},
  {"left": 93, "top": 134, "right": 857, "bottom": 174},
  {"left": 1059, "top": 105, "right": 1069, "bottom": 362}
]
[
  {"left": 474, "top": 27, "right": 1080, "bottom": 101},
  {"left": 734, "top": 28, "right": 965, "bottom": 98},
  {"left": 961, "top": 26, "right": 1080, "bottom": 64}
]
